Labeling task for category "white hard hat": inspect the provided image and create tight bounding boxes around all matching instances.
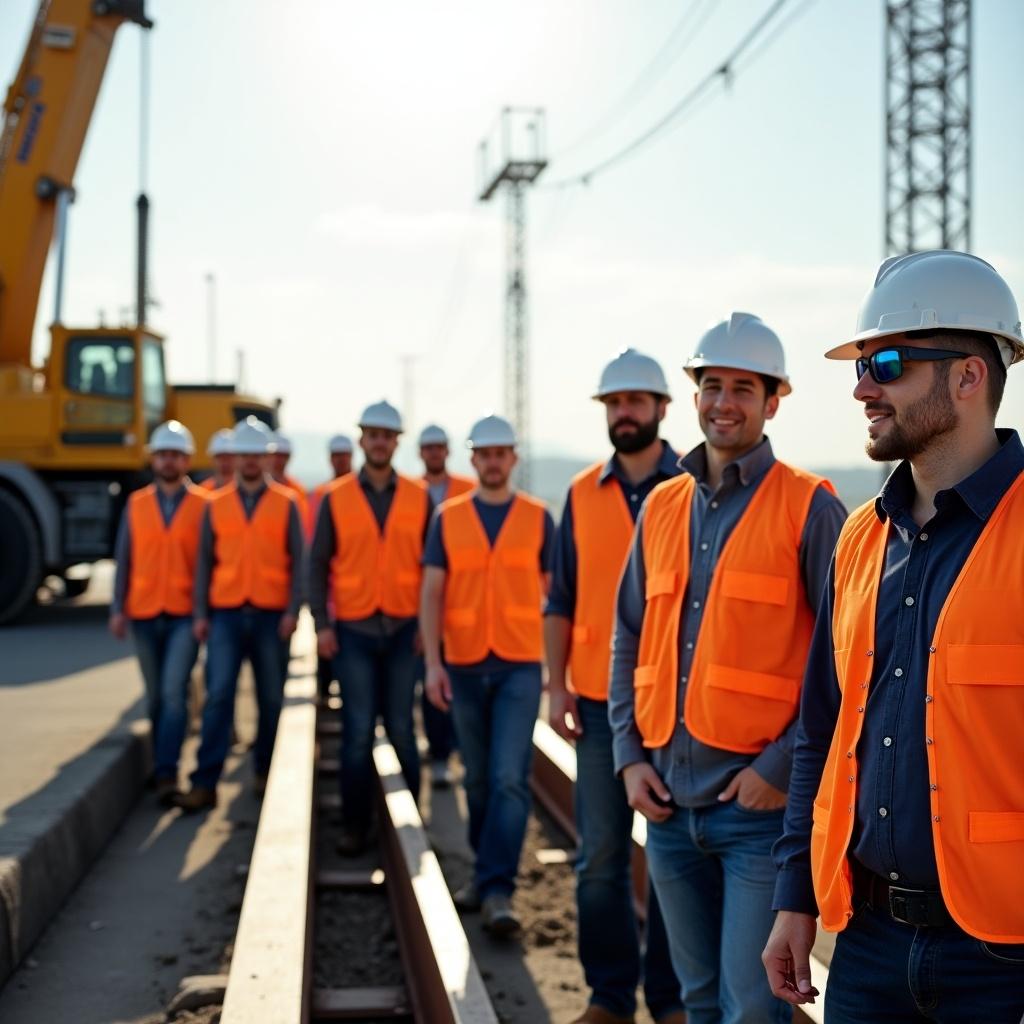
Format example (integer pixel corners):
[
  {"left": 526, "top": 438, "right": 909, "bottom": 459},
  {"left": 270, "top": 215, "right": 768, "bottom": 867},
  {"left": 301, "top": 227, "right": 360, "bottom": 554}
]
[
  {"left": 358, "top": 399, "right": 403, "bottom": 433},
  {"left": 467, "top": 414, "right": 517, "bottom": 449},
  {"left": 328, "top": 433, "right": 353, "bottom": 454},
  {"left": 418, "top": 424, "right": 449, "bottom": 446},
  {"left": 149, "top": 420, "right": 195, "bottom": 454},
  {"left": 826, "top": 250, "right": 1024, "bottom": 368},
  {"left": 232, "top": 416, "right": 276, "bottom": 455},
  {"left": 271, "top": 431, "right": 293, "bottom": 455},
  {"left": 684, "top": 312, "right": 791, "bottom": 396},
  {"left": 592, "top": 348, "right": 672, "bottom": 400},
  {"left": 207, "top": 427, "right": 235, "bottom": 456}
]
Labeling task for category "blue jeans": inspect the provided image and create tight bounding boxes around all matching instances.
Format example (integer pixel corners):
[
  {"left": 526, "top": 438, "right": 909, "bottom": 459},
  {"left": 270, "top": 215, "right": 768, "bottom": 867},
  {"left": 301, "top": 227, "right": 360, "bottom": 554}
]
[
  {"left": 646, "top": 799, "right": 791, "bottom": 1024},
  {"left": 448, "top": 664, "right": 541, "bottom": 898},
  {"left": 575, "top": 697, "right": 682, "bottom": 1019},
  {"left": 826, "top": 901, "right": 1024, "bottom": 1023},
  {"left": 192, "top": 607, "right": 285, "bottom": 789},
  {"left": 131, "top": 614, "right": 198, "bottom": 781},
  {"left": 416, "top": 655, "right": 456, "bottom": 761},
  {"left": 333, "top": 621, "right": 420, "bottom": 829}
]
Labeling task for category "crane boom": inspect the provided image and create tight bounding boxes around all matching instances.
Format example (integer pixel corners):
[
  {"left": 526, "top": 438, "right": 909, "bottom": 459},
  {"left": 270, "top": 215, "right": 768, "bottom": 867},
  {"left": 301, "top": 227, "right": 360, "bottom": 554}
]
[{"left": 0, "top": 0, "right": 150, "bottom": 367}]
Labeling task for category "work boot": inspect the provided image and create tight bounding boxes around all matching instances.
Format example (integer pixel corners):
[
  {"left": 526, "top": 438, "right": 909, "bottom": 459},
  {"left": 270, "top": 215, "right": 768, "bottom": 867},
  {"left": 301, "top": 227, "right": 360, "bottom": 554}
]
[
  {"left": 570, "top": 1007, "right": 636, "bottom": 1024},
  {"left": 452, "top": 879, "right": 482, "bottom": 912},
  {"left": 431, "top": 759, "right": 454, "bottom": 789},
  {"left": 336, "top": 825, "right": 369, "bottom": 857},
  {"left": 481, "top": 893, "right": 520, "bottom": 936},
  {"left": 174, "top": 786, "right": 217, "bottom": 813},
  {"left": 155, "top": 777, "right": 179, "bottom": 807}
]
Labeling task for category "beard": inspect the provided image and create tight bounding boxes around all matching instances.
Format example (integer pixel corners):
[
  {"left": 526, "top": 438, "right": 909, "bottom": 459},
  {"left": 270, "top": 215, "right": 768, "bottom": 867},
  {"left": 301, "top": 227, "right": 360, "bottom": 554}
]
[
  {"left": 479, "top": 470, "right": 510, "bottom": 491},
  {"left": 609, "top": 415, "right": 659, "bottom": 454},
  {"left": 364, "top": 450, "right": 392, "bottom": 469},
  {"left": 865, "top": 371, "right": 958, "bottom": 462},
  {"left": 155, "top": 467, "right": 183, "bottom": 484}
]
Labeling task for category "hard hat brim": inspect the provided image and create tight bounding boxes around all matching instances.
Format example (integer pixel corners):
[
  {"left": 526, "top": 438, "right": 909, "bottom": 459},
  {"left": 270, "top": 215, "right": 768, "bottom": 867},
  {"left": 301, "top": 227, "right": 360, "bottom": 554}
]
[
  {"left": 591, "top": 385, "right": 672, "bottom": 401},
  {"left": 826, "top": 323, "right": 1024, "bottom": 367},
  {"left": 683, "top": 360, "right": 792, "bottom": 397}
]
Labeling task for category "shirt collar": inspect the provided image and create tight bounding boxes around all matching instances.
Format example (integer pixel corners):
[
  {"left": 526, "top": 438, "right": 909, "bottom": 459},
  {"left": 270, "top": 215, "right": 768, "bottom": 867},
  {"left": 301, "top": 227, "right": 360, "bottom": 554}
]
[
  {"left": 598, "top": 440, "right": 680, "bottom": 486},
  {"left": 875, "top": 428, "right": 1024, "bottom": 524},
  {"left": 679, "top": 436, "right": 775, "bottom": 488},
  {"left": 359, "top": 466, "right": 397, "bottom": 491}
]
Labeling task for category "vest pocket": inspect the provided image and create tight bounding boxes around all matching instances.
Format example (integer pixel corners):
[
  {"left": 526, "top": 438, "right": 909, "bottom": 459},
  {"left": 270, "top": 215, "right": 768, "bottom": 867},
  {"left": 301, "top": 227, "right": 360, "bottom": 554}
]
[
  {"left": 446, "top": 608, "right": 477, "bottom": 628},
  {"left": 645, "top": 571, "right": 678, "bottom": 599},
  {"left": 448, "top": 548, "right": 488, "bottom": 571},
  {"left": 720, "top": 569, "right": 789, "bottom": 606},
  {"left": 969, "top": 811, "right": 1024, "bottom": 844},
  {"left": 947, "top": 644, "right": 1024, "bottom": 685},
  {"left": 337, "top": 574, "right": 363, "bottom": 590},
  {"left": 706, "top": 663, "right": 799, "bottom": 703},
  {"left": 499, "top": 547, "right": 535, "bottom": 569},
  {"left": 507, "top": 605, "right": 538, "bottom": 621}
]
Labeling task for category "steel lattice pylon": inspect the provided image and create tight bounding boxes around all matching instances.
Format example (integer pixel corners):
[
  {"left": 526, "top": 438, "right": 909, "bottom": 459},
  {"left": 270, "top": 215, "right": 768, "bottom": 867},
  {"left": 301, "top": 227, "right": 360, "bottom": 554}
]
[
  {"left": 504, "top": 183, "right": 529, "bottom": 488},
  {"left": 885, "top": 0, "right": 972, "bottom": 254}
]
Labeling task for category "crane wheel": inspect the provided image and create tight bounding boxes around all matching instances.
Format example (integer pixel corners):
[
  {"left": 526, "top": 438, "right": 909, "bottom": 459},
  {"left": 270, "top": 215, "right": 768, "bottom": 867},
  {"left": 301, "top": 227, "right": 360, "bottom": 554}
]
[{"left": 0, "top": 490, "right": 43, "bottom": 625}]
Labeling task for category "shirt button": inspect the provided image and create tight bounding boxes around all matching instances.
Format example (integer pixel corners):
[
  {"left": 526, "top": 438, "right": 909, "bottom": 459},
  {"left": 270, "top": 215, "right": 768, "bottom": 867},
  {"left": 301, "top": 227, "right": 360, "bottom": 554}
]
[
  {"left": 710, "top": 500, "right": 719, "bottom": 509},
  {"left": 680, "top": 676, "right": 688, "bottom": 684},
  {"left": 679, "top": 715, "right": 685, "bottom": 724},
  {"left": 904, "top": 596, "right": 915, "bottom": 606},
  {"left": 919, "top": 532, "right": 929, "bottom": 541},
  {"left": 889, "top": 872, "right": 900, "bottom": 881},
  {"left": 878, "top": 807, "right": 888, "bottom": 818},
  {"left": 692, "top": 600, "right": 701, "bottom": 609},
  {"left": 700, "top": 542, "right": 709, "bottom": 551},
  {"left": 883, "top": 737, "right": 893, "bottom": 747},
  {"left": 630, "top": 493, "right": 639, "bottom": 502},
  {"left": 894, "top": 667, "right": 904, "bottom": 678},
  {"left": 685, "top": 641, "right": 694, "bottom": 650}
]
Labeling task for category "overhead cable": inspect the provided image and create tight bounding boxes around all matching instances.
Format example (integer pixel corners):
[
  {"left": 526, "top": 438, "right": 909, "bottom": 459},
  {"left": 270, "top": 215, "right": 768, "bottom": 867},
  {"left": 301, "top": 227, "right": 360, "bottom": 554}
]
[{"left": 543, "top": 0, "right": 798, "bottom": 190}]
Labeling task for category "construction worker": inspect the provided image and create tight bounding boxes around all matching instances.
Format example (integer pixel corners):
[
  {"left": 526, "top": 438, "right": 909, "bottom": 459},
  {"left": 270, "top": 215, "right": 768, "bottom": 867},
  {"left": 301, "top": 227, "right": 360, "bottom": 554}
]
[
  {"left": 309, "top": 400, "right": 430, "bottom": 855},
  {"left": 417, "top": 423, "right": 475, "bottom": 787},
  {"left": 110, "top": 420, "right": 209, "bottom": 805},
  {"left": 420, "top": 414, "right": 556, "bottom": 936},
  {"left": 176, "top": 417, "right": 304, "bottom": 811},
  {"left": 545, "top": 350, "right": 684, "bottom": 1024},
  {"left": 609, "top": 314, "right": 847, "bottom": 1023},
  {"left": 200, "top": 428, "right": 236, "bottom": 491},
  {"left": 765, "top": 252, "right": 1024, "bottom": 1022},
  {"left": 310, "top": 433, "right": 354, "bottom": 699},
  {"left": 269, "top": 430, "right": 309, "bottom": 528}
]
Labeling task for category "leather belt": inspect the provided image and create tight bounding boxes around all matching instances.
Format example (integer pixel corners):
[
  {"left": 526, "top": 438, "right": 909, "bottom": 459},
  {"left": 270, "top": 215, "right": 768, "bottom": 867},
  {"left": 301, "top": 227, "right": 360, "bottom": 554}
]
[{"left": 853, "top": 864, "right": 954, "bottom": 928}]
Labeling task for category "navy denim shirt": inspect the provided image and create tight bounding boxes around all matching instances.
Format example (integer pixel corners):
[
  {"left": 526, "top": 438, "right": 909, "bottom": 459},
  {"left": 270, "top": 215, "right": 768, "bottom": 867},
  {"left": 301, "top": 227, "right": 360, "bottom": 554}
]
[
  {"left": 545, "top": 440, "right": 682, "bottom": 621},
  {"left": 608, "top": 438, "right": 847, "bottom": 806},
  {"left": 773, "top": 429, "right": 1024, "bottom": 915}
]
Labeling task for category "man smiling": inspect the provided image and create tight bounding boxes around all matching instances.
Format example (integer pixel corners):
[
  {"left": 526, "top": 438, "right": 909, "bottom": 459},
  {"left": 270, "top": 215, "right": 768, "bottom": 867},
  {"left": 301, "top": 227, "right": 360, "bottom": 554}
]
[{"left": 609, "top": 314, "right": 846, "bottom": 1023}]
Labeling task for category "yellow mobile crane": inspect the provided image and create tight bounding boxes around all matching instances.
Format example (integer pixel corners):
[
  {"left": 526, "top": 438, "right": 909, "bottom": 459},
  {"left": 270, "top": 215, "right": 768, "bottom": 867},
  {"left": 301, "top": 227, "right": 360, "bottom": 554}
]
[{"left": 0, "top": 0, "right": 277, "bottom": 622}]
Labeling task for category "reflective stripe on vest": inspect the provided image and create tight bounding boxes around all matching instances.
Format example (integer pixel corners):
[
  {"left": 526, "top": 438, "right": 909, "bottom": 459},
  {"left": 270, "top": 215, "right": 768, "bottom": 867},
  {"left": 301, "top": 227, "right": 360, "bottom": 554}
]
[
  {"left": 125, "top": 484, "right": 208, "bottom": 618},
  {"left": 635, "top": 462, "right": 831, "bottom": 752},
  {"left": 441, "top": 492, "right": 545, "bottom": 664},
  {"left": 813, "top": 473, "right": 1024, "bottom": 943},
  {"left": 328, "top": 474, "right": 427, "bottom": 619},
  {"left": 568, "top": 462, "right": 634, "bottom": 700},
  {"left": 209, "top": 482, "right": 294, "bottom": 611}
]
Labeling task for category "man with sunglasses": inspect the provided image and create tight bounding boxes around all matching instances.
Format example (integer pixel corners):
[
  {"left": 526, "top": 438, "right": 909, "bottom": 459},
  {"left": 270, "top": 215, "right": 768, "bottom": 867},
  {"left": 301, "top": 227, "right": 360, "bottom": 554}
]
[
  {"left": 764, "top": 250, "right": 1024, "bottom": 1022},
  {"left": 609, "top": 314, "right": 846, "bottom": 1023}
]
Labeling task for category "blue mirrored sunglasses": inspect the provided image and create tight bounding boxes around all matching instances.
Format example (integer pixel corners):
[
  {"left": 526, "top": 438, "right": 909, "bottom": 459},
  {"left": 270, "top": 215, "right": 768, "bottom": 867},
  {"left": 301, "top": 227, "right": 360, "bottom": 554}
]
[{"left": 855, "top": 346, "right": 969, "bottom": 384}]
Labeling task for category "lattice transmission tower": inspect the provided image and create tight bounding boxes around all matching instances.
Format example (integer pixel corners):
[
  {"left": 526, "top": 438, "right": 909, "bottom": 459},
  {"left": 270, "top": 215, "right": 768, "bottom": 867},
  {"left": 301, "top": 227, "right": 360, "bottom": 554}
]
[
  {"left": 477, "top": 108, "right": 547, "bottom": 489},
  {"left": 885, "top": 0, "right": 972, "bottom": 254}
]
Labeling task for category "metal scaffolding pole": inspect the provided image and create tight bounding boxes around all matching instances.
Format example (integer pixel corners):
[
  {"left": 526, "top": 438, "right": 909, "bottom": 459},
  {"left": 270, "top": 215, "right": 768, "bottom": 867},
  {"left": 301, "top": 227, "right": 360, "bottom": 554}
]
[
  {"left": 504, "top": 183, "right": 529, "bottom": 488},
  {"left": 885, "top": 0, "right": 972, "bottom": 254}
]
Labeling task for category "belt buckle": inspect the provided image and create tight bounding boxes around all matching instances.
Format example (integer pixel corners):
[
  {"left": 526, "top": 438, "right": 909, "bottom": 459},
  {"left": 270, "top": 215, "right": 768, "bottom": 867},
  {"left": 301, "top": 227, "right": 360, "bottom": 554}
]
[{"left": 887, "top": 885, "right": 942, "bottom": 926}]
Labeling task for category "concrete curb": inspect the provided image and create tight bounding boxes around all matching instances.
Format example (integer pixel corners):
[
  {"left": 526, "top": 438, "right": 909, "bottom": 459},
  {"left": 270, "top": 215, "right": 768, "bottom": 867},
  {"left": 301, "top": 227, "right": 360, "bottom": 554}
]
[{"left": 0, "top": 722, "right": 150, "bottom": 987}]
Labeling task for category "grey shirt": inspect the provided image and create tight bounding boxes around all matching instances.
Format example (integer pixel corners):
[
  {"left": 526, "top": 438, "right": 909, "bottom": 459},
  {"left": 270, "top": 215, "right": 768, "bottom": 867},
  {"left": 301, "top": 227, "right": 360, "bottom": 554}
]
[
  {"left": 112, "top": 485, "right": 191, "bottom": 616},
  {"left": 192, "top": 480, "right": 305, "bottom": 618},
  {"left": 307, "top": 467, "right": 433, "bottom": 635},
  {"left": 608, "top": 437, "right": 847, "bottom": 805}
]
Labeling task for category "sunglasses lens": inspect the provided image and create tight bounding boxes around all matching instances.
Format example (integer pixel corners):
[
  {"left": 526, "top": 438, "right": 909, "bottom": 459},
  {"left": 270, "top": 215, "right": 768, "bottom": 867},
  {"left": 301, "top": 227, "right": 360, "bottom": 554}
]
[
  {"left": 872, "top": 349, "right": 903, "bottom": 383},
  {"left": 856, "top": 357, "right": 869, "bottom": 380}
]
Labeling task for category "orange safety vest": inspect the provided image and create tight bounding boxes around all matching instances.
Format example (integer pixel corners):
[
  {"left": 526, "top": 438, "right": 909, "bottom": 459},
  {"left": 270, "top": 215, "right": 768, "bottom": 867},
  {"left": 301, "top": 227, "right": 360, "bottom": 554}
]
[
  {"left": 208, "top": 482, "right": 294, "bottom": 611},
  {"left": 812, "top": 474, "right": 1024, "bottom": 943},
  {"left": 568, "top": 462, "right": 636, "bottom": 700},
  {"left": 328, "top": 473, "right": 428, "bottom": 619},
  {"left": 635, "top": 461, "right": 833, "bottom": 752},
  {"left": 440, "top": 492, "right": 547, "bottom": 664},
  {"left": 199, "top": 477, "right": 219, "bottom": 492},
  {"left": 438, "top": 474, "right": 476, "bottom": 501},
  {"left": 124, "top": 484, "right": 209, "bottom": 618}
]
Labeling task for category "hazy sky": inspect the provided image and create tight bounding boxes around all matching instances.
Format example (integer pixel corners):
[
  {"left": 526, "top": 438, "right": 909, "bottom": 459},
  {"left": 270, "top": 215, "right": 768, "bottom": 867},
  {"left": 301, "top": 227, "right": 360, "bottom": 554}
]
[{"left": 2, "top": 0, "right": 1022, "bottom": 477}]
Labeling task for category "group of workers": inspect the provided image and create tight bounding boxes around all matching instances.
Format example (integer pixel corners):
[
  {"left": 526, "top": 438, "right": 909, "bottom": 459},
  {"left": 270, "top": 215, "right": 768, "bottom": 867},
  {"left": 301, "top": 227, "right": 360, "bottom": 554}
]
[{"left": 110, "top": 248, "right": 1024, "bottom": 1024}]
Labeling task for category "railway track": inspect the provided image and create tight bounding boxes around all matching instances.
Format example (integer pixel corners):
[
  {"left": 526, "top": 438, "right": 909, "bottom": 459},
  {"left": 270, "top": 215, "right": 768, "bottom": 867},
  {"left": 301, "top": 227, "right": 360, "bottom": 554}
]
[{"left": 219, "top": 650, "right": 497, "bottom": 1024}]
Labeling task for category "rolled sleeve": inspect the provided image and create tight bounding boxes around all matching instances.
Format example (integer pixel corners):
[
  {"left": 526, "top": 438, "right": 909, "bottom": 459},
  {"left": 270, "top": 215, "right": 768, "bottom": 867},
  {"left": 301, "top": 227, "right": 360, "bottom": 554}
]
[
  {"left": 544, "top": 487, "right": 577, "bottom": 619},
  {"left": 608, "top": 507, "right": 649, "bottom": 775}
]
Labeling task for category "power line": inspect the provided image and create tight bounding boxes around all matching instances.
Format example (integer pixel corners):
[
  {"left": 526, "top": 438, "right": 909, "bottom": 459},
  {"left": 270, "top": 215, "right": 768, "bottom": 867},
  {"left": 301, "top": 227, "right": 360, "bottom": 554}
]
[
  {"left": 543, "top": 0, "right": 796, "bottom": 190},
  {"left": 553, "top": 0, "right": 715, "bottom": 159}
]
